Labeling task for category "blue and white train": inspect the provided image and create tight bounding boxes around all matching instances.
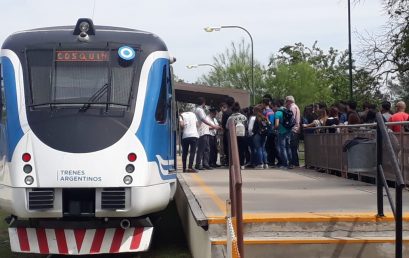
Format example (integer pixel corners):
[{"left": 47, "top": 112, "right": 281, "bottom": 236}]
[{"left": 0, "top": 18, "right": 177, "bottom": 255}]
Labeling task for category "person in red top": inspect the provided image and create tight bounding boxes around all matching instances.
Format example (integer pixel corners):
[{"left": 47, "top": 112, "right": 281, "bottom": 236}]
[{"left": 388, "top": 101, "right": 409, "bottom": 132}]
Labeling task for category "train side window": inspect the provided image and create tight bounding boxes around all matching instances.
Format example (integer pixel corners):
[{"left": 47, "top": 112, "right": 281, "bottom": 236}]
[{"left": 155, "top": 65, "right": 167, "bottom": 124}]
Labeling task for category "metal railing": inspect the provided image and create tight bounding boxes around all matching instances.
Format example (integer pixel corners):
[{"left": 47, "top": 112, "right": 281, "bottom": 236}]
[
  {"left": 303, "top": 113, "right": 405, "bottom": 258},
  {"left": 375, "top": 112, "right": 404, "bottom": 258},
  {"left": 227, "top": 121, "right": 244, "bottom": 258}
]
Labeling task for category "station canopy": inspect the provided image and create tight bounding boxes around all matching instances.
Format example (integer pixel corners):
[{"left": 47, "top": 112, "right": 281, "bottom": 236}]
[{"left": 174, "top": 82, "right": 250, "bottom": 108}]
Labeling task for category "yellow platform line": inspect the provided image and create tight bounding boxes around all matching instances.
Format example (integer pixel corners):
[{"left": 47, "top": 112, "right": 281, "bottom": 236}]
[
  {"left": 211, "top": 238, "right": 409, "bottom": 245},
  {"left": 207, "top": 212, "right": 409, "bottom": 224},
  {"left": 190, "top": 173, "right": 226, "bottom": 216}
]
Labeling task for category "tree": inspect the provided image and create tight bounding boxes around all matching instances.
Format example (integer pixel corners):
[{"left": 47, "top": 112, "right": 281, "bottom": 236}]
[
  {"left": 265, "top": 42, "right": 382, "bottom": 109},
  {"left": 199, "top": 39, "right": 265, "bottom": 98},
  {"left": 359, "top": 0, "right": 409, "bottom": 79}
]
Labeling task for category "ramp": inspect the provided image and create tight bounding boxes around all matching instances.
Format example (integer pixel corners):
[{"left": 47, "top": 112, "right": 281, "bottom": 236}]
[{"left": 175, "top": 167, "right": 409, "bottom": 258}]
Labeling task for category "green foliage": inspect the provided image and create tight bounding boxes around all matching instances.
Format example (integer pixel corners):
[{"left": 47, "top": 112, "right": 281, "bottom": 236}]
[
  {"left": 199, "top": 39, "right": 265, "bottom": 96},
  {"left": 265, "top": 42, "right": 381, "bottom": 109}
]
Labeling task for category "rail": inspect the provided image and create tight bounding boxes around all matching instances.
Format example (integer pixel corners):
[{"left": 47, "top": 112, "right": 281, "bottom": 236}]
[
  {"left": 227, "top": 121, "right": 244, "bottom": 258},
  {"left": 375, "top": 112, "right": 404, "bottom": 258},
  {"left": 303, "top": 113, "right": 405, "bottom": 258}
]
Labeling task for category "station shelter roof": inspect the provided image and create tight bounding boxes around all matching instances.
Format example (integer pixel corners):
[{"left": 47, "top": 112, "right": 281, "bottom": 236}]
[{"left": 174, "top": 82, "right": 250, "bottom": 108}]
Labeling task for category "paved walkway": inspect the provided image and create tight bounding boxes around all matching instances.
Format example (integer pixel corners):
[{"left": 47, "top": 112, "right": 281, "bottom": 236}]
[{"left": 179, "top": 167, "right": 409, "bottom": 221}]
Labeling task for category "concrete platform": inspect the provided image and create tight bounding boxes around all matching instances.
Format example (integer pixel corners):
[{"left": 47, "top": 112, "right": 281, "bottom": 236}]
[{"left": 175, "top": 167, "right": 409, "bottom": 258}]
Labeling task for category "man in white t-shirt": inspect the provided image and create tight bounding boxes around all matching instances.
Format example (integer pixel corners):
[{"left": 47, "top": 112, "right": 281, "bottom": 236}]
[
  {"left": 195, "top": 97, "right": 221, "bottom": 170},
  {"left": 179, "top": 110, "right": 199, "bottom": 173}
]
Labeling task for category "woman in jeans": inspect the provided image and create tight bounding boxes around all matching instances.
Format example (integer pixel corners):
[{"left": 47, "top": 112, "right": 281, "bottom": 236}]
[{"left": 252, "top": 104, "right": 269, "bottom": 169}]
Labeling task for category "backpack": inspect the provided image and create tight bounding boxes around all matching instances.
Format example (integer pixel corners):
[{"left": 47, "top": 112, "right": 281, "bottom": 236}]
[
  {"left": 281, "top": 108, "right": 296, "bottom": 129},
  {"left": 235, "top": 120, "right": 246, "bottom": 137},
  {"left": 258, "top": 117, "right": 270, "bottom": 136},
  {"left": 265, "top": 110, "right": 275, "bottom": 133}
]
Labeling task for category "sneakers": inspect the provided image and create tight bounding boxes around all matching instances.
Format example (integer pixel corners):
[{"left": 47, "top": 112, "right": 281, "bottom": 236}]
[
  {"left": 255, "top": 164, "right": 264, "bottom": 169},
  {"left": 186, "top": 168, "right": 198, "bottom": 173},
  {"left": 240, "top": 166, "right": 245, "bottom": 170},
  {"left": 263, "top": 164, "right": 269, "bottom": 169}
]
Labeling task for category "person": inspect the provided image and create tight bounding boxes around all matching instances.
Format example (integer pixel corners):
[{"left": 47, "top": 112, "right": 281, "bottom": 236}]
[
  {"left": 262, "top": 98, "right": 277, "bottom": 166},
  {"left": 247, "top": 106, "right": 257, "bottom": 167},
  {"left": 285, "top": 95, "right": 301, "bottom": 167},
  {"left": 337, "top": 101, "right": 348, "bottom": 124},
  {"left": 325, "top": 107, "right": 340, "bottom": 133},
  {"left": 346, "top": 100, "right": 361, "bottom": 124},
  {"left": 208, "top": 108, "right": 219, "bottom": 168},
  {"left": 381, "top": 101, "right": 392, "bottom": 122},
  {"left": 252, "top": 104, "right": 269, "bottom": 169},
  {"left": 226, "top": 102, "right": 248, "bottom": 169},
  {"left": 274, "top": 99, "right": 292, "bottom": 169},
  {"left": 195, "top": 97, "right": 220, "bottom": 170},
  {"left": 303, "top": 108, "right": 328, "bottom": 131},
  {"left": 388, "top": 101, "right": 409, "bottom": 132},
  {"left": 216, "top": 102, "right": 227, "bottom": 166},
  {"left": 221, "top": 97, "right": 235, "bottom": 166},
  {"left": 179, "top": 109, "right": 199, "bottom": 173}
]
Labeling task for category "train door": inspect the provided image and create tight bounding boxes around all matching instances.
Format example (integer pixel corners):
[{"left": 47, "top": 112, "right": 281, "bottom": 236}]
[
  {"left": 0, "top": 62, "right": 6, "bottom": 172},
  {"left": 167, "top": 65, "right": 176, "bottom": 171}
]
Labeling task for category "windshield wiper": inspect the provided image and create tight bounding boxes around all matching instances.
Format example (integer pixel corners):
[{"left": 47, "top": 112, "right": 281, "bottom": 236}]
[{"left": 79, "top": 83, "right": 109, "bottom": 112}]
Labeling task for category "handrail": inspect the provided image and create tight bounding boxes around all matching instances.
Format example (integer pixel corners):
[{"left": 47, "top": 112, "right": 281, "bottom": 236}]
[
  {"left": 227, "top": 120, "right": 244, "bottom": 258},
  {"left": 375, "top": 112, "right": 403, "bottom": 258}
]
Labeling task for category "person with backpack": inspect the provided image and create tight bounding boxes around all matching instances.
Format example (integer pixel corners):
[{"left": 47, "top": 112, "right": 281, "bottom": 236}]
[
  {"left": 274, "top": 99, "right": 293, "bottom": 169},
  {"left": 253, "top": 104, "right": 270, "bottom": 169},
  {"left": 226, "top": 102, "right": 248, "bottom": 169},
  {"left": 262, "top": 98, "right": 278, "bottom": 167},
  {"left": 285, "top": 96, "right": 300, "bottom": 168}
]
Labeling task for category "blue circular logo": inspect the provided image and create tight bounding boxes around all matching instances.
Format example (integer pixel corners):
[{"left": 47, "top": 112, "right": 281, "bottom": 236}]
[{"left": 118, "top": 46, "right": 135, "bottom": 61}]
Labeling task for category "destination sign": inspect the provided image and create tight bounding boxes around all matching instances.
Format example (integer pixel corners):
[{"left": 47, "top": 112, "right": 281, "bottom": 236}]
[{"left": 56, "top": 50, "right": 109, "bottom": 62}]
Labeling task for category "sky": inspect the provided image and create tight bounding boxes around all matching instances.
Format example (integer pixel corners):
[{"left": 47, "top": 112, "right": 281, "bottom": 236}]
[{"left": 0, "top": 0, "right": 387, "bottom": 83}]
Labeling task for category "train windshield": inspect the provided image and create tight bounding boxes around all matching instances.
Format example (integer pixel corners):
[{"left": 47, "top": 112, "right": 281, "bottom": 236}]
[{"left": 27, "top": 48, "right": 136, "bottom": 109}]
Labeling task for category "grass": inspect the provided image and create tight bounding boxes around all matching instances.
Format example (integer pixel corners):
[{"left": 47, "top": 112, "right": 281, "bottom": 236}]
[{"left": 0, "top": 201, "right": 191, "bottom": 258}]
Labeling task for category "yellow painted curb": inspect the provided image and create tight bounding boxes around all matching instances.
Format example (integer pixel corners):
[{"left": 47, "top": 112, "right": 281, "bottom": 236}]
[
  {"left": 211, "top": 238, "right": 409, "bottom": 245},
  {"left": 208, "top": 212, "right": 409, "bottom": 224}
]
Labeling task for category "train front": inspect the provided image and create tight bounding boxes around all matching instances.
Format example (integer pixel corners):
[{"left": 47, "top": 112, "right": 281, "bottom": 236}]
[{"left": 0, "top": 19, "right": 176, "bottom": 255}]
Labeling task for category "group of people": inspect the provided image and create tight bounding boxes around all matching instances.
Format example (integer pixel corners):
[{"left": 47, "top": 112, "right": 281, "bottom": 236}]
[
  {"left": 179, "top": 95, "right": 409, "bottom": 173},
  {"left": 301, "top": 100, "right": 409, "bottom": 133},
  {"left": 178, "top": 95, "right": 301, "bottom": 172}
]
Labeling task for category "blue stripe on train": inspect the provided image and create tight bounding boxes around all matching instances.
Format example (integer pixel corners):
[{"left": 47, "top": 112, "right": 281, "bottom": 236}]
[
  {"left": 1, "top": 57, "right": 24, "bottom": 162},
  {"left": 136, "top": 58, "right": 176, "bottom": 180}
]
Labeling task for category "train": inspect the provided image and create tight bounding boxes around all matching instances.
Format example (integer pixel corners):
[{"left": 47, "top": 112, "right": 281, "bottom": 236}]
[{"left": 0, "top": 18, "right": 177, "bottom": 255}]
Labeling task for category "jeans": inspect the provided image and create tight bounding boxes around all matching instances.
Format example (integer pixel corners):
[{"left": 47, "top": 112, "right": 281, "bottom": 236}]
[
  {"left": 290, "top": 132, "right": 300, "bottom": 166},
  {"left": 253, "top": 133, "right": 267, "bottom": 165},
  {"left": 277, "top": 131, "right": 292, "bottom": 167},
  {"left": 237, "top": 136, "right": 247, "bottom": 166},
  {"left": 196, "top": 135, "right": 210, "bottom": 168},
  {"left": 181, "top": 137, "right": 198, "bottom": 170},
  {"left": 209, "top": 135, "right": 218, "bottom": 166}
]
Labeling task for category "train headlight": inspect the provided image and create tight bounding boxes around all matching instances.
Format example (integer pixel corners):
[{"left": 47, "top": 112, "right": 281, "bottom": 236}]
[
  {"left": 125, "top": 164, "right": 135, "bottom": 173},
  {"left": 25, "top": 176, "right": 34, "bottom": 185},
  {"left": 23, "top": 165, "right": 32, "bottom": 174},
  {"left": 123, "top": 175, "right": 133, "bottom": 185},
  {"left": 79, "top": 21, "right": 90, "bottom": 33}
]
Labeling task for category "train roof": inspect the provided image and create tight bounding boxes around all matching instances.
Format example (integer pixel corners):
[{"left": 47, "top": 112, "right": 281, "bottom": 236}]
[{"left": 1, "top": 21, "right": 168, "bottom": 54}]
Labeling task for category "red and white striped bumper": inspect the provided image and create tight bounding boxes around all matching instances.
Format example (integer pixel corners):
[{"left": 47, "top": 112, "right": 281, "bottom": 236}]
[{"left": 9, "top": 227, "right": 153, "bottom": 255}]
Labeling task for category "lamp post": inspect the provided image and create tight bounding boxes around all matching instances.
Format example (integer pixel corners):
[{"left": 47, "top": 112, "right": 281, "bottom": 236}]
[
  {"left": 348, "top": 0, "right": 353, "bottom": 100},
  {"left": 204, "top": 25, "right": 255, "bottom": 105},
  {"left": 186, "top": 63, "right": 220, "bottom": 86}
]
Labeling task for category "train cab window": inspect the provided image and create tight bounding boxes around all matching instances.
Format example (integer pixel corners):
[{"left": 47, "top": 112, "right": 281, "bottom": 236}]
[
  {"left": 26, "top": 49, "right": 136, "bottom": 109},
  {"left": 155, "top": 66, "right": 168, "bottom": 123}
]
